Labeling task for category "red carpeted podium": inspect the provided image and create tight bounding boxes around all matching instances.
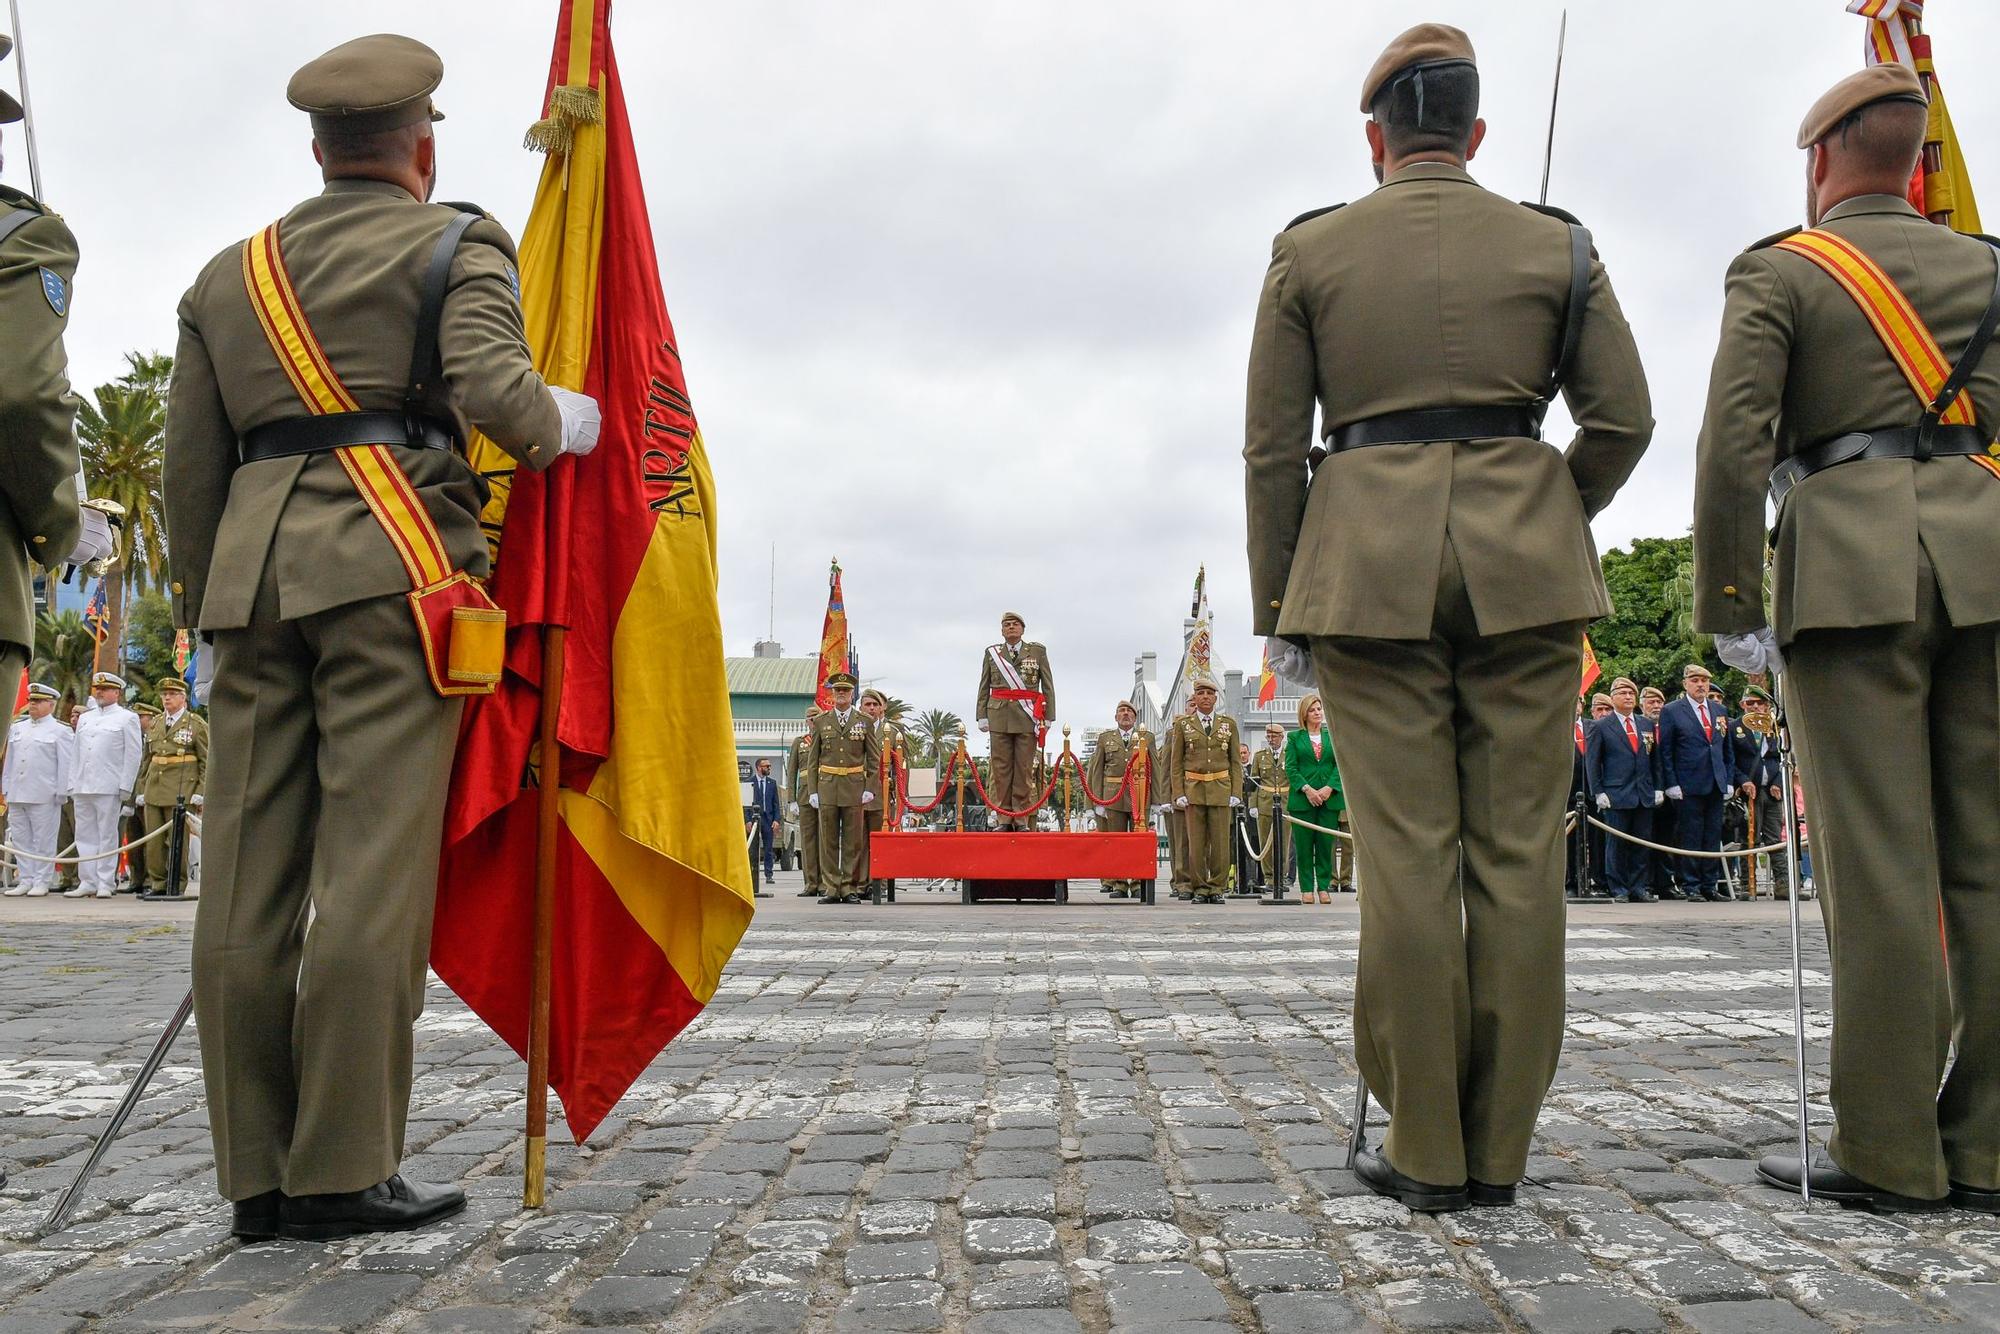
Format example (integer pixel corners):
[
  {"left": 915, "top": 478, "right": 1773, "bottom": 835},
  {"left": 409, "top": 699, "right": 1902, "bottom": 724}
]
[{"left": 868, "top": 831, "right": 1159, "bottom": 904}]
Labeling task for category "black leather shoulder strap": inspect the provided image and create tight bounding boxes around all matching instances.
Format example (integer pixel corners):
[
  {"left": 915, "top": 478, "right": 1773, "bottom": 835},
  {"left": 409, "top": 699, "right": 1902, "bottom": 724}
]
[
  {"left": 1550, "top": 222, "right": 1591, "bottom": 400},
  {"left": 0, "top": 205, "right": 39, "bottom": 250},
  {"left": 1284, "top": 203, "right": 1345, "bottom": 231},
  {"left": 1519, "top": 201, "right": 1582, "bottom": 227},
  {"left": 403, "top": 203, "right": 485, "bottom": 427},
  {"left": 1918, "top": 236, "right": 2000, "bottom": 453}
]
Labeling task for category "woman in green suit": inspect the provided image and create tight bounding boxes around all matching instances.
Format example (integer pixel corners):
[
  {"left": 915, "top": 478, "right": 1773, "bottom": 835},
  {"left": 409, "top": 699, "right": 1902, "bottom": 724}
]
[{"left": 1285, "top": 693, "right": 1344, "bottom": 904}]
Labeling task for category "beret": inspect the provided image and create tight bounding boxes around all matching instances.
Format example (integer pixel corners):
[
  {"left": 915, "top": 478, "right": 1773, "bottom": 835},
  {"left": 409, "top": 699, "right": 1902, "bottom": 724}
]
[
  {"left": 1797, "top": 63, "right": 1925, "bottom": 149},
  {"left": 1360, "top": 23, "right": 1476, "bottom": 113}
]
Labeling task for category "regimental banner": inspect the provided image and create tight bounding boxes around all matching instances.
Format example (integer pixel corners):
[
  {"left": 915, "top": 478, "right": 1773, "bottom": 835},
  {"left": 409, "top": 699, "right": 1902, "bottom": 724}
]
[
  {"left": 815, "top": 560, "right": 849, "bottom": 709},
  {"left": 1849, "top": 0, "right": 1982, "bottom": 232}
]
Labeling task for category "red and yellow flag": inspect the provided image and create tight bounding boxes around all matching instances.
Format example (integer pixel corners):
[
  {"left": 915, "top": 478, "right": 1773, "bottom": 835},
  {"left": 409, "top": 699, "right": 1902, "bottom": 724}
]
[
  {"left": 432, "top": 0, "right": 754, "bottom": 1143},
  {"left": 1849, "top": 0, "right": 1981, "bottom": 232},
  {"left": 1255, "top": 642, "right": 1278, "bottom": 708},
  {"left": 814, "top": 560, "right": 849, "bottom": 710},
  {"left": 1579, "top": 633, "right": 1602, "bottom": 698}
]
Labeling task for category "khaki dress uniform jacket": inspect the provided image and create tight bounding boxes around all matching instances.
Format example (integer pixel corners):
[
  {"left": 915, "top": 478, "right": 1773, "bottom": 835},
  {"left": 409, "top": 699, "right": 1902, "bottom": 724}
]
[
  {"left": 789, "top": 730, "right": 820, "bottom": 893},
  {"left": 0, "top": 185, "right": 83, "bottom": 733},
  {"left": 137, "top": 709, "right": 208, "bottom": 894},
  {"left": 1249, "top": 747, "right": 1289, "bottom": 886},
  {"left": 1692, "top": 194, "right": 2000, "bottom": 1199},
  {"left": 976, "top": 640, "right": 1054, "bottom": 829},
  {"left": 863, "top": 719, "right": 908, "bottom": 889},
  {"left": 1165, "top": 711, "right": 1243, "bottom": 899},
  {"left": 165, "top": 178, "right": 562, "bottom": 1201},
  {"left": 1087, "top": 726, "right": 1155, "bottom": 894},
  {"left": 1244, "top": 162, "right": 1653, "bottom": 1187},
  {"left": 804, "top": 708, "right": 880, "bottom": 900}
]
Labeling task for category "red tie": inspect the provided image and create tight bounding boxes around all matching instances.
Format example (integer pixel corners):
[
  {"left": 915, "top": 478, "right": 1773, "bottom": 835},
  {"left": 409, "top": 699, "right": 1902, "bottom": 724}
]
[
  {"left": 1697, "top": 703, "right": 1712, "bottom": 740},
  {"left": 1574, "top": 721, "right": 1586, "bottom": 754},
  {"left": 1624, "top": 717, "right": 1639, "bottom": 753}
]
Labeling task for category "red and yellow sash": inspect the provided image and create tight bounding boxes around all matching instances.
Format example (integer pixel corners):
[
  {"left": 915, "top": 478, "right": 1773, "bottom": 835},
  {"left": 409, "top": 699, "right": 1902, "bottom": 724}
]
[
  {"left": 1774, "top": 228, "right": 2000, "bottom": 480},
  {"left": 240, "top": 221, "right": 503, "bottom": 695}
]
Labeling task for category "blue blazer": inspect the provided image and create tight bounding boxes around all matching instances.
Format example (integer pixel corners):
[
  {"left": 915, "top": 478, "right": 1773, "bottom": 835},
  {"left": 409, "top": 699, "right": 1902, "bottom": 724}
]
[
  {"left": 1657, "top": 696, "right": 1738, "bottom": 796},
  {"left": 1585, "top": 712, "right": 1660, "bottom": 811},
  {"left": 1735, "top": 723, "right": 1781, "bottom": 790},
  {"left": 750, "top": 772, "right": 783, "bottom": 821}
]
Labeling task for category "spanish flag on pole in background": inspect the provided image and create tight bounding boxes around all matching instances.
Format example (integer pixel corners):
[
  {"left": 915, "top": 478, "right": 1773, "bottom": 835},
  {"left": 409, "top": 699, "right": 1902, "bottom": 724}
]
[
  {"left": 1579, "top": 633, "right": 1601, "bottom": 699},
  {"left": 814, "top": 559, "right": 849, "bottom": 709},
  {"left": 432, "top": 0, "right": 754, "bottom": 1144},
  {"left": 1848, "top": 1, "right": 1980, "bottom": 232}
]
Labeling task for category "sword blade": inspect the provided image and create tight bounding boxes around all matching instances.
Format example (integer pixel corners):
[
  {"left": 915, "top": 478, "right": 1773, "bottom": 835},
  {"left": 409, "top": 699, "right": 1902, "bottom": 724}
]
[
  {"left": 5, "top": 0, "right": 42, "bottom": 199},
  {"left": 1538, "top": 10, "right": 1568, "bottom": 207}
]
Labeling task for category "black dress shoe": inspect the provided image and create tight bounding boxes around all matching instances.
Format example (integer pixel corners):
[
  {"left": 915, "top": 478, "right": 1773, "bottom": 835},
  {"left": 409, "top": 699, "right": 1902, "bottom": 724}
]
[
  {"left": 1655, "top": 886, "right": 1686, "bottom": 900},
  {"left": 1756, "top": 1151, "right": 1946, "bottom": 1214},
  {"left": 232, "top": 1189, "right": 283, "bottom": 1240},
  {"left": 279, "top": 1175, "right": 466, "bottom": 1241},
  {"left": 1629, "top": 890, "right": 1656, "bottom": 904},
  {"left": 1950, "top": 1181, "right": 2000, "bottom": 1214},
  {"left": 795, "top": 889, "right": 818, "bottom": 898},
  {"left": 1468, "top": 1180, "right": 1516, "bottom": 1207},
  {"left": 1712, "top": 887, "right": 1735, "bottom": 901},
  {"left": 1354, "top": 1148, "right": 1468, "bottom": 1212}
]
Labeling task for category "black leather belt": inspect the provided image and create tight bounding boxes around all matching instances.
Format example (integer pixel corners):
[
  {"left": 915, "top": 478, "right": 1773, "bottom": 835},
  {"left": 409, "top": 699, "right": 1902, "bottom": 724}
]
[
  {"left": 239, "top": 412, "right": 457, "bottom": 465},
  {"left": 1767, "top": 424, "right": 1991, "bottom": 509},
  {"left": 1309, "top": 405, "right": 1544, "bottom": 467}
]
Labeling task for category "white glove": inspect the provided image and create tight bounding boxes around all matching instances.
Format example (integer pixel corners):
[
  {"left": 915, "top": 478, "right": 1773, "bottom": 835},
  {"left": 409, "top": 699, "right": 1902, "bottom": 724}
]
[
  {"left": 1715, "top": 627, "right": 1784, "bottom": 677},
  {"left": 1265, "top": 636, "right": 1315, "bottom": 691},
  {"left": 788, "top": 801, "right": 799, "bottom": 816},
  {"left": 1595, "top": 793, "right": 1611, "bottom": 811},
  {"left": 977, "top": 720, "right": 990, "bottom": 733},
  {"left": 191, "top": 795, "right": 203, "bottom": 810},
  {"left": 120, "top": 805, "right": 133, "bottom": 819},
  {"left": 64, "top": 506, "right": 116, "bottom": 569},
  {"left": 548, "top": 385, "right": 602, "bottom": 458},
  {"left": 861, "top": 791, "right": 875, "bottom": 805},
  {"left": 194, "top": 646, "right": 216, "bottom": 708},
  {"left": 1654, "top": 790, "right": 1665, "bottom": 806},
  {"left": 134, "top": 794, "right": 146, "bottom": 808},
  {"left": 808, "top": 793, "right": 820, "bottom": 809},
  {"left": 1667, "top": 785, "right": 1684, "bottom": 801},
  {"left": 1094, "top": 805, "right": 1106, "bottom": 818},
  {"left": 1228, "top": 796, "right": 1242, "bottom": 808},
  {"left": 1174, "top": 796, "right": 1188, "bottom": 809}
]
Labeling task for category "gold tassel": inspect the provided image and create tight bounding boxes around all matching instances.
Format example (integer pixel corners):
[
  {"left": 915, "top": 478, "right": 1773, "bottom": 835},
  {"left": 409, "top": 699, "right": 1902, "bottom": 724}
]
[{"left": 523, "top": 83, "right": 604, "bottom": 155}]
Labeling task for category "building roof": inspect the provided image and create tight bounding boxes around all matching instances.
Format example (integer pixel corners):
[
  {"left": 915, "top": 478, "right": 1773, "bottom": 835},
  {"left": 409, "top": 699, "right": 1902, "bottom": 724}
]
[{"left": 725, "top": 656, "right": 820, "bottom": 696}]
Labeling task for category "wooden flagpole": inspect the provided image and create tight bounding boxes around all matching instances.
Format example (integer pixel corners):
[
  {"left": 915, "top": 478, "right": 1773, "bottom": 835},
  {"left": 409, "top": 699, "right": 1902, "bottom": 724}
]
[{"left": 525, "top": 624, "right": 567, "bottom": 1208}]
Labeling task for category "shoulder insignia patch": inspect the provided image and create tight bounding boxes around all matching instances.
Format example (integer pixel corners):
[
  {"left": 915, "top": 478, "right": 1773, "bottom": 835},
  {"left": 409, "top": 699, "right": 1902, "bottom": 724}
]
[
  {"left": 39, "top": 266, "right": 68, "bottom": 317},
  {"left": 1747, "top": 225, "right": 1805, "bottom": 252},
  {"left": 503, "top": 263, "right": 520, "bottom": 301},
  {"left": 1520, "top": 201, "right": 1584, "bottom": 227},
  {"left": 1284, "top": 203, "right": 1345, "bottom": 232}
]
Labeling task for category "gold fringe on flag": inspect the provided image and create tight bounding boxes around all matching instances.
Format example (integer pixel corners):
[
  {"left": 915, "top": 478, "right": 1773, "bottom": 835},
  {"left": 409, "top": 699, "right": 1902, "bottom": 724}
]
[{"left": 524, "top": 84, "right": 604, "bottom": 157}]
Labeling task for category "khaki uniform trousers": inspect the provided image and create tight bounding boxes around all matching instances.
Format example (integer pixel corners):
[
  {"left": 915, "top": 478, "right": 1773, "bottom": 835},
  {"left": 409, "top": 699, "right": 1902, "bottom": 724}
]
[
  {"left": 141, "top": 800, "right": 191, "bottom": 894},
  {"left": 0, "top": 644, "right": 22, "bottom": 767},
  {"left": 797, "top": 802, "right": 820, "bottom": 893},
  {"left": 1096, "top": 806, "right": 1136, "bottom": 893},
  {"left": 1787, "top": 560, "right": 1999, "bottom": 1199},
  {"left": 1312, "top": 544, "right": 1582, "bottom": 1187},
  {"left": 193, "top": 570, "right": 461, "bottom": 1200},
  {"left": 988, "top": 730, "right": 1037, "bottom": 829},
  {"left": 1183, "top": 802, "right": 1231, "bottom": 897},
  {"left": 817, "top": 802, "right": 866, "bottom": 899},
  {"left": 1257, "top": 796, "right": 1288, "bottom": 886},
  {"left": 1168, "top": 807, "right": 1190, "bottom": 894}
]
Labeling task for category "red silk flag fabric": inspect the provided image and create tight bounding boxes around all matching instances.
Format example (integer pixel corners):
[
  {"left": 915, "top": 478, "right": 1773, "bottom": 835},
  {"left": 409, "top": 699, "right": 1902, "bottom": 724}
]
[
  {"left": 1256, "top": 643, "right": 1278, "bottom": 708},
  {"left": 432, "top": 0, "right": 754, "bottom": 1143},
  {"left": 814, "top": 562, "right": 849, "bottom": 710},
  {"left": 1579, "top": 634, "right": 1602, "bottom": 698}
]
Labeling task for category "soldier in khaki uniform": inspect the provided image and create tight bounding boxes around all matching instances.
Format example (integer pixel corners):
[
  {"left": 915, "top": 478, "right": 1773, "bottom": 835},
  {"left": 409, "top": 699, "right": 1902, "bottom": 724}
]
[
  {"left": 1244, "top": 25, "right": 1652, "bottom": 1209},
  {"left": 1694, "top": 65, "right": 2000, "bottom": 1215},
  {"left": 859, "top": 686, "right": 907, "bottom": 897},
  {"left": 804, "top": 673, "right": 880, "bottom": 903},
  {"left": 975, "top": 612, "right": 1055, "bottom": 830},
  {"left": 1164, "top": 676, "right": 1243, "bottom": 903},
  {"left": 135, "top": 677, "right": 206, "bottom": 899},
  {"left": 1249, "top": 723, "right": 1290, "bottom": 891},
  {"left": 1086, "top": 700, "right": 1154, "bottom": 898},
  {"left": 789, "top": 706, "right": 821, "bottom": 897},
  {"left": 1162, "top": 698, "right": 1196, "bottom": 898},
  {"left": 163, "top": 36, "right": 599, "bottom": 1241},
  {"left": 0, "top": 36, "right": 108, "bottom": 764}
]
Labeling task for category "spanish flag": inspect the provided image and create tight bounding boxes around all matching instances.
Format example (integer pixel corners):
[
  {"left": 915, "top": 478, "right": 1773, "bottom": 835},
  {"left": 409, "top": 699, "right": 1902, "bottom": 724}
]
[
  {"left": 813, "top": 559, "right": 849, "bottom": 710},
  {"left": 1579, "top": 633, "right": 1601, "bottom": 698},
  {"left": 432, "top": 0, "right": 754, "bottom": 1142}
]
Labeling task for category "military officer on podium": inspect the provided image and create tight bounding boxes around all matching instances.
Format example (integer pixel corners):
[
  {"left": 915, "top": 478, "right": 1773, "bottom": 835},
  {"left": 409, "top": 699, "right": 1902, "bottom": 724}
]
[
  {"left": 1086, "top": 699, "right": 1153, "bottom": 898},
  {"left": 789, "top": 705, "right": 821, "bottom": 897},
  {"left": 975, "top": 612, "right": 1055, "bottom": 830},
  {"left": 1165, "top": 675, "right": 1242, "bottom": 903},
  {"left": 1695, "top": 64, "right": 2000, "bottom": 1215},
  {"left": 163, "top": 35, "right": 599, "bottom": 1240},
  {"left": 1245, "top": 25, "right": 1652, "bottom": 1209},
  {"left": 135, "top": 677, "right": 206, "bottom": 899},
  {"left": 804, "top": 672, "right": 879, "bottom": 903}
]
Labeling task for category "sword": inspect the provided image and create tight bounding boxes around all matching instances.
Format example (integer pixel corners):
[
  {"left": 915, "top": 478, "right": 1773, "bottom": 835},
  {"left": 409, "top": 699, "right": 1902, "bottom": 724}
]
[
  {"left": 1772, "top": 672, "right": 1813, "bottom": 1204},
  {"left": 1538, "top": 10, "right": 1568, "bottom": 207},
  {"left": 5, "top": 0, "right": 43, "bottom": 199}
]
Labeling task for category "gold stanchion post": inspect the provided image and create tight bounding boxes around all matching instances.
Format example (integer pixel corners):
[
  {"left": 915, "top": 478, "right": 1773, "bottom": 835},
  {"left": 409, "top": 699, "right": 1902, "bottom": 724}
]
[
  {"left": 954, "top": 734, "right": 968, "bottom": 833},
  {"left": 1060, "top": 725, "right": 1073, "bottom": 832}
]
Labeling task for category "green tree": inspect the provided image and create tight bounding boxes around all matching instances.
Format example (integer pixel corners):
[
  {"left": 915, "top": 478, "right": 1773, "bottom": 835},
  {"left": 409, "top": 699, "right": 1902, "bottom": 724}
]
[
  {"left": 1595, "top": 535, "right": 1751, "bottom": 703},
  {"left": 122, "top": 591, "right": 181, "bottom": 701},
  {"left": 30, "top": 609, "right": 96, "bottom": 705},
  {"left": 76, "top": 350, "right": 172, "bottom": 672},
  {"left": 911, "top": 708, "right": 965, "bottom": 767}
]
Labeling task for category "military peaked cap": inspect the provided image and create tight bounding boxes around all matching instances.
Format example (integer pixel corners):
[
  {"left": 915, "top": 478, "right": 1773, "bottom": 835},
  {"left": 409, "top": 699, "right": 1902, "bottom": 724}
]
[
  {"left": 158, "top": 676, "right": 188, "bottom": 695},
  {"left": 289, "top": 34, "right": 447, "bottom": 136},
  {"left": 92, "top": 672, "right": 127, "bottom": 691},
  {"left": 825, "top": 672, "right": 857, "bottom": 690},
  {"left": 860, "top": 687, "right": 886, "bottom": 706},
  {"left": 1797, "top": 63, "right": 1926, "bottom": 150},
  {"left": 1360, "top": 23, "right": 1476, "bottom": 114},
  {"left": 25, "top": 681, "right": 57, "bottom": 701}
]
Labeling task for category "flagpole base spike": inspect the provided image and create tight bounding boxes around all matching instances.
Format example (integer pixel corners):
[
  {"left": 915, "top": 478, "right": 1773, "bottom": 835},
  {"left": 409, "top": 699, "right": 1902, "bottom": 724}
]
[{"left": 524, "top": 1135, "right": 547, "bottom": 1210}]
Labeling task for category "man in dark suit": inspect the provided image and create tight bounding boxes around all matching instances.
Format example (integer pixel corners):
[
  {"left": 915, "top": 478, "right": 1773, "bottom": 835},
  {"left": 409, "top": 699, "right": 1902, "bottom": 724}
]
[
  {"left": 1656, "top": 664, "right": 1743, "bottom": 901},
  {"left": 748, "top": 757, "right": 782, "bottom": 888},
  {"left": 1639, "top": 686, "right": 1682, "bottom": 898},
  {"left": 1586, "top": 678, "right": 1663, "bottom": 903},
  {"left": 1734, "top": 688, "right": 1791, "bottom": 896}
]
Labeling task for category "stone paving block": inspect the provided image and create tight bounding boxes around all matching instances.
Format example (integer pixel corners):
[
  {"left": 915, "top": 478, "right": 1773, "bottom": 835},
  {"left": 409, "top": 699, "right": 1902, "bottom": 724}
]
[
  {"left": 0, "top": 1316, "right": 85, "bottom": 1334},
  {"left": 1627, "top": 1253, "right": 1768, "bottom": 1303},
  {"left": 96, "top": 1285, "right": 260, "bottom": 1331},
  {"left": 1769, "top": 1209, "right": 1915, "bottom": 1248},
  {"left": 1776, "top": 1270, "right": 1927, "bottom": 1324},
  {"left": 1677, "top": 1298, "right": 1832, "bottom": 1333},
  {"left": 1081, "top": 1134, "right": 1155, "bottom": 1161},
  {"left": 1857, "top": 1246, "right": 1994, "bottom": 1285},
  {"left": 701, "top": 1288, "right": 812, "bottom": 1334},
  {"left": 569, "top": 1275, "right": 688, "bottom": 1325},
  {"left": 730, "top": 1249, "right": 821, "bottom": 1289},
  {"left": 1226, "top": 1247, "right": 1345, "bottom": 1293},
  {"left": 1346, "top": 1229, "right": 1457, "bottom": 1280},
  {"left": 874, "top": 1171, "right": 955, "bottom": 1202},
  {"left": 965, "top": 1217, "right": 1059, "bottom": 1262},
  {"left": 1612, "top": 1170, "right": 1718, "bottom": 1203},
  {"left": 1088, "top": 1219, "right": 1196, "bottom": 1262},
  {"left": 1654, "top": 1201, "right": 1772, "bottom": 1239},
  {"left": 845, "top": 1240, "right": 943, "bottom": 1284},
  {"left": 262, "top": 1272, "right": 423, "bottom": 1331},
  {"left": 1707, "top": 1229, "right": 1841, "bottom": 1274},
  {"left": 1499, "top": 1282, "right": 1667, "bottom": 1333},
  {"left": 885, "top": 1142, "right": 965, "bottom": 1173},
  {"left": 670, "top": 1172, "right": 770, "bottom": 1206},
  {"left": 645, "top": 1203, "right": 737, "bottom": 1232},
  {"left": 0, "top": 1252, "right": 89, "bottom": 1305},
  {"left": 197, "top": 1241, "right": 336, "bottom": 1288},
  {"left": 1565, "top": 1212, "right": 1707, "bottom": 1260},
  {"left": 400, "top": 1308, "right": 540, "bottom": 1334},
  {"left": 1319, "top": 1196, "right": 1412, "bottom": 1230},
  {"left": 803, "top": 1133, "right": 890, "bottom": 1164},
  {"left": 1438, "top": 1207, "right": 1557, "bottom": 1246},
  {"left": 499, "top": 1210, "right": 622, "bottom": 1256},
  {"left": 1182, "top": 1152, "right": 1275, "bottom": 1184},
  {"left": 1251, "top": 1290, "right": 1381, "bottom": 1332},
  {"left": 613, "top": 1229, "right": 717, "bottom": 1275},
  {"left": 969, "top": 1267, "right": 1072, "bottom": 1311},
  {"left": 1191, "top": 1182, "right": 1291, "bottom": 1213},
  {"left": 966, "top": 1311, "right": 1084, "bottom": 1334},
  {"left": 835, "top": 1279, "right": 947, "bottom": 1331},
  {"left": 963, "top": 1177, "right": 1057, "bottom": 1219},
  {"left": 18, "top": 1264, "right": 179, "bottom": 1319},
  {"left": 698, "top": 1142, "right": 795, "bottom": 1176},
  {"left": 1084, "top": 1186, "right": 1177, "bottom": 1225},
  {"left": 1222, "top": 1211, "right": 1319, "bottom": 1249},
  {"left": 1101, "top": 1262, "right": 1231, "bottom": 1326},
  {"left": 1373, "top": 1276, "right": 1504, "bottom": 1329},
  {"left": 1461, "top": 1240, "right": 1598, "bottom": 1288},
  {"left": 468, "top": 1252, "right": 580, "bottom": 1302},
  {"left": 859, "top": 1200, "right": 938, "bottom": 1240},
  {"left": 1932, "top": 1282, "right": 2000, "bottom": 1327},
  {"left": 781, "top": 1160, "right": 866, "bottom": 1194}
]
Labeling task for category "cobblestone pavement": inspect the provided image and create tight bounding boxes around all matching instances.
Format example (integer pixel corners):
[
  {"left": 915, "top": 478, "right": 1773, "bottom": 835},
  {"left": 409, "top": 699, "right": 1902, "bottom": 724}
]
[{"left": 3, "top": 879, "right": 1999, "bottom": 1333}]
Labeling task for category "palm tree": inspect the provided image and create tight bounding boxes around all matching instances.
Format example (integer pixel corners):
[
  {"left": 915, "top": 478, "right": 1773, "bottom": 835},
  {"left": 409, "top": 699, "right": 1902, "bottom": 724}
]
[
  {"left": 31, "top": 609, "right": 96, "bottom": 705},
  {"left": 880, "top": 694, "right": 912, "bottom": 724},
  {"left": 76, "top": 351, "right": 172, "bottom": 670},
  {"left": 912, "top": 708, "right": 965, "bottom": 767}
]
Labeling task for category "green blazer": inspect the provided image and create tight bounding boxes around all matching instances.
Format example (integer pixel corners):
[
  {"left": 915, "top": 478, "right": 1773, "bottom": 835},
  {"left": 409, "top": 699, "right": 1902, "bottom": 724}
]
[{"left": 1283, "top": 726, "right": 1342, "bottom": 815}]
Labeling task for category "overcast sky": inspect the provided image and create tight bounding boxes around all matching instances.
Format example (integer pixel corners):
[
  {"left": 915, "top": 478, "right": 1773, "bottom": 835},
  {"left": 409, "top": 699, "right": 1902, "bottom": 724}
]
[{"left": 12, "top": 1, "right": 2000, "bottom": 740}]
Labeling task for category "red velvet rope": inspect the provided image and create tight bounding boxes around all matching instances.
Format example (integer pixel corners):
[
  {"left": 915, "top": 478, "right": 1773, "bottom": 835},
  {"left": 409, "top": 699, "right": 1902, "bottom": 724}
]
[
  {"left": 884, "top": 746, "right": 1156, "bottom": 821},
  {"left": 892, "top": 748, "right": 961, "bottom": 815}
]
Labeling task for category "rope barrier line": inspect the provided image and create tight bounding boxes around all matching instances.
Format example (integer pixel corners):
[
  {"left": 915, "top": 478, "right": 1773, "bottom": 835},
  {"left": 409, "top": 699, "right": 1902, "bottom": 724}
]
[
  {"left": 1278, "top": 808, "right": 1356, "bottom": 843},
  {"left": 1584, "top": 812, "right": 1788, "bottom": 860},
  {"left": 0, "top": 820, "right": 176, "bottom": 865}
]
